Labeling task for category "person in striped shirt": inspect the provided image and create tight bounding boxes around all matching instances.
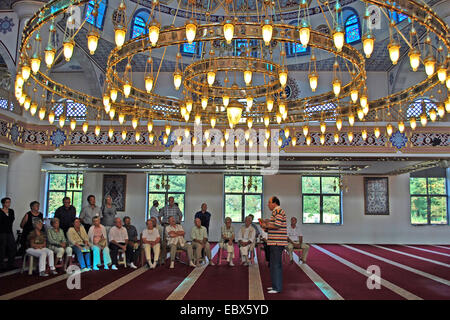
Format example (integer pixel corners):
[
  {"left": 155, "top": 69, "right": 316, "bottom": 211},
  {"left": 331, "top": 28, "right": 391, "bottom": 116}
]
[{"left": 260, "top": 196, "right": 287, "bottom": 294}]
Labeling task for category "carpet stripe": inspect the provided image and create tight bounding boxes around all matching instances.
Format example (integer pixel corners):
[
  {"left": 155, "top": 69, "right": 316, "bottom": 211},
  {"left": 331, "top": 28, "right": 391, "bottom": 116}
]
[
  {"left": 344, "top": 245, "right": 450, "bottom": 286},
  {"left": 0, "top": 268, "right": 21, "bottom": 278},
  {"left": 404, "top": 245, "right": 450, "bottom": 257},
  {"left": 313, "top": 245, "right": 422, "bottom": 300},
  {"left": 0, "top": 273, "right": 69, "bottom": 300},
  {"left": 292, "top": 252, "right": 344, "bottom": 300},
  {"left": 166, "top": 244, "right": 219, "bottom": 300},
  {"left": 81, "top": 267, "right": 148, "bottom": 300},
  {"left": 373, "top": 245, "right": 450, "bottom": 268},
  {"left": 249, "top": 248, "right": 264, "bottom": 300},
  {"left": 435, "top": 245, "right": 450, "bottom": 251}
]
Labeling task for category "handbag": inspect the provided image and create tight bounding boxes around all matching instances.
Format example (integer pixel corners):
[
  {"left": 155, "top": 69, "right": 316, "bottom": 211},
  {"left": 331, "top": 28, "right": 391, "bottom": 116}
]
[{"left": 98, "top": 237, "right": 107, "bottom": 249}]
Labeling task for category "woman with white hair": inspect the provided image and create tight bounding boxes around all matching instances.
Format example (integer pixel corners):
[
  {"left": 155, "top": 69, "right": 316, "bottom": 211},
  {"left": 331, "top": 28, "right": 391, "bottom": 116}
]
[
  {"left": 26, "top": 219, "right": 57, "bottom": 277},
  {"left": 88, "top": 216, "right": 112, "bottom": 270},
  {"left": 47, "top": 217, "right": 72, "bottom": 269},
  {"left": 101, "top": 195, "right": 117, "bottom": 233},
  {"left": 220, "top": 217, "right": 236, "bottom": 266}
]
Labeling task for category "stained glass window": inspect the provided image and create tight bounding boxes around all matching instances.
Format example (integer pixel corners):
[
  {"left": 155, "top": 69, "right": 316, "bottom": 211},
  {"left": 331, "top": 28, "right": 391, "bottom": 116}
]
[
  {"left": 233, "top": 39, "right": 258, "bottom": 57},
  {"left": 54, "top": 100, "right": 87, "bottom": 119},
  {"left": 345, "top": 14, "right": 361, "bottom": 44},
  {"left": 0, "top": 99, "right": 14, "bottom": 111},
  {"left": 181, "top": 42, "right": 202, "bottom": 57},
  {"left": 286, "top": 43, "right": 309, "bottom": 57},
  {"left": 85, "top": 0, "right": 108, "bottom": 30},
  {"left": 131, "top": 9, "right": 150, "bottom": 39},
  {"left": 407, "top": 98, "right": 437, "bottom": 118}
]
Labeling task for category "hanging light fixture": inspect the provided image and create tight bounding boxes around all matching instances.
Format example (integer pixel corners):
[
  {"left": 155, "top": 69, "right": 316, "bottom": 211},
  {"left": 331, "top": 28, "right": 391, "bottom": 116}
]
[
  {"left": 308, "top": 72, "right": 318, "bottom": 92},
  {"left": 223, "top": 20, "right": 234, "bottom": 44},
  {"left": 320, "top": 121, "right": 326, "bottom": 134},
  {"left": 224, "top": 130, "right": 230, "bottom": 141},
  {"left": 82, "top": 122, "right": 89, "bottom": 133},
  {"left": 63, "top": 39, "right": 74, "bottom": 61},
  {"left": 362, "top": 34, "right": 375, "bottom": 59},
  {"left": 284, "top": 127, "right": 290, "bottom": 138},
  {"left": 44, "top": 45, "right": 56, "bottom": 68},
  {"left": 333, "top": 26, "right": 345, "bottom": 52},
  {"left": 21, "top": 63, "right": 31, "bottom": 81},
  {"left": 410, "top": 117, "right": 417, "bottom": 130},
  {"left": 173, "top": 70, "right": 182, "bottom": 90},
  {"left": 226, "top": 100, "right": 243, "bottom": 126},
  {"left": 38, "top": 107, "right": 46, "bottom": 120},
  {"left": 108, "top": 127, "right": 114, "bottom": 139},
  {"left": 347, "top": 131, "right": 354, "bottom": 143},
  {"left": 420, "top": 112, "right": 428, "bottom": 126},
  {"left": 334, "top": 132, "right": 339, "bottom": 144},
  {"left": 149, "top": 21, "right": 160, "bottom": 46},
  {"left": 244, "top": 68, "right": 252, "bottom": 86},
  {"left": 361, "top": 129, "right": 368, "bottom": 141},
  {"left": 110, "top": 88, "right": 118, "bottom": 102},
  {"left": 262, "top": 19, "right": 273, "bottom": 46},
  {"left": 149, "top": 132, "right": 155, "bottom": 143},
  {"left": 348, "top": 113, "right": 355, "bottom": 126},
  {"left": 30, "top": 55, "right": 41, "bottom": 74},
  {"left": 264, "top": 115, "right": 270, "bottom": 127},
  {"left": 70, "top": 118, "right": 76, "bottom": 131},
  {"left": 223, "top": 95, "right": 230, "bottom": 108},
  {"left": 386, "top": 123, "right": 393, "bottom": 136},
  {"left": 87, "top": 30, "right": 99, "bottom": 55},
  {"left": 306, "top": 135, "right": 311, "bottom": 146},
  {"left": 247, "top": 118, "right": 253, "bottom": 129},
  {"left": 291, "top": 136, "right": 297, "bottom": 146},
  {"left": 429, "top": 108, "right": 437, "bottom": 122},
  {"left": 299, "top": 19, "right": 311, "bottom": 47},
  {"left": 147, "top": 120, "right": 153, "bottom": 132},
  {"left": 195, "top": 114, "right": 201, "bottom": 126},
  {"left": 201, "top": 96, "right": 208, "bottom": 110},
  {"left": 132, "top": 117, "right": 138, "bottom": 129},
  {"left": 374, "top": 127, "right": 381, "bottom": 138},
  {"left": 424, "top": 55, "right": 436, "bottom": 77},
  {"left": 398, "top": 121, "right": 405, "bottom": 133},
  {"left": 207, "top": 70, "right": 216, "bottom": 86},
  {"left": 123, "top": 81, "right": 131, "bottom": 98},
  {"left": 95, "top": 125, "right": 101, "bottom": 136},
  {"left": 165, "top": 125, "right": 171, "bottom": 136},
  {"left": 265, "top": 129, "right": 271, "bottom": 140},
  {"left": 409, "top": 48, "right": 421, "bottom": 71},
  {"left": 336, "top": 118, "right": 343, "bottom": 131},
  {"left": 320, "top": 134, "right": 325, "bottom": 145},
  {"left": 114, "top": 26, "right": 126, "bottom": 48},
  {"left": 186, "top": 99, "right": 193, "bottom": 113},
  {"left": 302, "top": 125, "right": 309, "bottom": 136},
  {"left": 30, "top": 102, "right": 37, "bottom": 116},
  {"left": 388, "top": 40, "right": 401, "bottom": 65},
  {"left": 279, "top": 68, "right": 288, "bottom": 87},
  {"left": 266, "top": 97, "right": 274, "bottom": 112},
  {"left": 210, "top": 116, "right": 216, "bottom": 128},
  {"left": 177, "top": 136, "right": 182, "bottom": 145},
  {"left": 145, "top": 75, "right": 154, "bottom": 93},
  {"left": 332, "top": 78, "right": 341, "bottom": 97},
  {"left": 59, "top": 115, "right": 66, "bottom": 128},
  {"left": 437, "top": 65, "right": 447, "bottom": 83},
  {"left": 48, "top": 111, "right": 55, "bottom": 124},
  {"left": 121, "top": 130, "right": 127, "bottom": 141},
  {"left": 185, "top": 20, "right": 197, "bottom": 44},
  {"left": 357, "top": 108, "right": 364, "bottom": 121}
]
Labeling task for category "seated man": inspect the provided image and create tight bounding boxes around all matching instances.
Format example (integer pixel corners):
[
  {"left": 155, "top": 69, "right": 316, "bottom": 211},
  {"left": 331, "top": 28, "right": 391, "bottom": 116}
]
[
  {"left": 191, "top": 218, "right": 214, "bottom": 266},
  {"left": 151, "top": 217, "right": 165, "bottom": 264},
  {"left": 220, "top": 217, "right": 235, "bottom": 266},
  {"left": 142, "top": 219, "right": 160, "bottom": 269},
  {"left": 123, "top": 216, "right": 139, "bottom": 268},
  {"left": 237, "top": 216, "right": 256, "bottom": 266},
  {"left": 166, "top": 216, "right": 196, "bottom": 269},
  {"left": 109, "top": 218, "right": 134, "bottom": 270},
  {"left": 287, "top": 217, "right": 310, "bottom": 264}
]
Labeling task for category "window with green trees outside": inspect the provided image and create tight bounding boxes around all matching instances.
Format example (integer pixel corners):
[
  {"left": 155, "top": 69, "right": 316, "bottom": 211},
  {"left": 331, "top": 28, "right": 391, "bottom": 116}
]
[
  {"left": 410, "top": 177, "right": 448, "bottom": 225},
  {"left": 46, "top": 173, "right": 84, "bottom": 218}
]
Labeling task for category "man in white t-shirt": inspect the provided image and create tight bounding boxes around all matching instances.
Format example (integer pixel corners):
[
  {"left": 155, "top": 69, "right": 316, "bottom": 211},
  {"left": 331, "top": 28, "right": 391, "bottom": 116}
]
[
  {"left": 142, "top": 219, "right": 161, "bottom": 269},
  {"left": 286, "top": 217, "right": 310, "bottom": 264}
]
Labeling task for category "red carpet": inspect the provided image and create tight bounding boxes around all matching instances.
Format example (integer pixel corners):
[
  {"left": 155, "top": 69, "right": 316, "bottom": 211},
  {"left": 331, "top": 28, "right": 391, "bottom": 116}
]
[
  {"left": 257, "top": 249, "right": 327, "bottom": 300},
  {"left": 303, "top": 245, "right": 403, "bottom": 299},
  {"left": 418, "top": 245, "right": 450, "bottom": 254},
  {"left": 322, "top": 244, "right": 450, "bottom": 300},
  {"left": 379, "top": 245, "right": 450, "bottom": 264},
  {"left": 183, "top": 244, "right": 250, "bottom": 300},
  {"left": 1, "top": 244, "right": 448, "bottom": 300},
  {"left": 350, "top": 244, "right": 450, "bottom": 281}
]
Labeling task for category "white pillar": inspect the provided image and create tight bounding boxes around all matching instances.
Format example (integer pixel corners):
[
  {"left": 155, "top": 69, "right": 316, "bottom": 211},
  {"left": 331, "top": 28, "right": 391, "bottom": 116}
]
[{"left": 6, "top": 150, "right": 42, "bottom": 236}]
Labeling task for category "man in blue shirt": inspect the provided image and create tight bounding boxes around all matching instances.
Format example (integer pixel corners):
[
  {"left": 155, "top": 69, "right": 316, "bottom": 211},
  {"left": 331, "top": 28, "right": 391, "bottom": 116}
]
[{"left": 194, "top": 203, "right": 211, "bottom": 235}]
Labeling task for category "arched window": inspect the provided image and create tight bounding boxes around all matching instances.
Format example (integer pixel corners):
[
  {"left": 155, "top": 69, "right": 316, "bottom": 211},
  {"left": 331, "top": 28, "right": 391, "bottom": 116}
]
[
  {"left": 85, "top": 0, "right": 108, "bottom": 30},
  {"left": 286, "top": 22, "right": 310, "bottom": 58},
  {"left": 345, "top": 14, "right": 361, "bottom": 44},
  {"left": 54, "top": 100, "right": 87, "bottom": 120},
  {"left": 304, "top": 103, "right": 338, "bottom": 121},
  {"left": 131, "top": 9, "right": 150, "bottom": 39},
  {"left": 407, "top": 98, "right": 437, "bottom": 119}
]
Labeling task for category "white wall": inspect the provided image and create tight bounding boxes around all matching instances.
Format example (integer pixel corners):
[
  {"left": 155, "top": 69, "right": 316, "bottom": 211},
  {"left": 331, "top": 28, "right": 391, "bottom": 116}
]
[
  {"left": 0, "top": 165, "right": 8, "bottom": 199},
  {"left": 34, "top": 171, "right": 450, "bottom": 244}
]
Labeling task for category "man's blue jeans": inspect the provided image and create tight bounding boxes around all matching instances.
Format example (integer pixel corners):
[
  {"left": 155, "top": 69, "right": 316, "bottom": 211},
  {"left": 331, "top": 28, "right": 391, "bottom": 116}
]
[{"left": 269, "top": 245, "right": 284, "bottom": 292}]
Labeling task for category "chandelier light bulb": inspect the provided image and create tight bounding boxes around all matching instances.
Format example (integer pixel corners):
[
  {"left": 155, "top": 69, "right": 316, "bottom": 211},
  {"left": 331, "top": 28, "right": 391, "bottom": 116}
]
[
  {"left": 306, "top": 135, "right": 311, "bottom": 146},
  {"left": 30, "top": 56, "right": 41, "bottom": 74},
  {"left": 302, "top": 125, "right": 309, "bottom": 137},
  {"left": 265, "top": 129, "right": 271, "bottom": 140},
  {"left": 223, "top": 21, "right": 234, "bottom": 44},
  {"left": 123, "top": 81, "right": 131, "bottom": 98},
  {"left": 276, "top": 113, "right": 282, "bottom": 124},
  {"left": 279, "top": 68, "right": 288, "bottom": 87},
  {"left": 347, "top": 131, "right": 354, "bottom": 143},
  {"left": 278, "top": 102, "right": 286, "bottom": 115},
  {"left": 118, "top": 113, "right": 125, "bottom": 124},
  {"left": 210, "top": 117, "right": 216, "bottom": 128},
  {"left": 247, "top": 118, "right": 253, "bottom": 129},
  {"left": 220, "top": 138, "right": 225, "bottom": 147},
  {"left": 437, "top": 65, "right": 447, "bottom": 83},
  {"left": 336, "top": 118, "right": 343, "bottom": 131},
  {"left": 360, "top": 94, "right": 368, "bottom": 109},
  {"left": 103, "top": 94, "right": 110, "bottom": 108},
  {"left": 186, "top": 99, "right": 193, "bottom": 113},
  {"left": 244, "top": 69, "right": 252, "bottom": 86},
  {"left": 424, "top": 55, "right": 436, "bottom": 77},
  {"left": 149, "top": 132, "right": 155, "bottom": 143},
  {"left": 398, "top": 121, "right": 405, "bottom": 133},
  {"left": 95, "top": 125, "right": 101, "bottom": 136},
  {"left": 410, "top": 117, "right": 417, "bottom": 130},
  {"left": 438, "top": 104, "right": 445, "bottom": 118},
  {"left": 63, "top": 40, "right": 74, "bottom": 61},
  {"left": 59, "top": 115, "right": 65, "bottom": 128},
  {"left": 204, "top": 129, "right": 210, "bottom": 140},
  {"left": 299, "top": 20, "right": 311, "bottom": 47},
  {"left": 235, "top": 137, "right": 240, "bottom": 148},
  {"left": 420, "top": 113, "right": 428, "bottom": 126},
  {"left": 332, "top": 78, "right": 341, "bottom": 97},
  {"left": 132, "top": 118, "right": 138, "bottom": 129},
  {"left": 114, "top": 27, "right": 126, "bottom": 48},
  {"left": 180, "top": 106, "right": 187, "bottom": 117},
  {"left": 149, "top": 21, "right": 160, "bottom": 46},
  {"left": 121, "top": 130, "right": 127, "bottom": 141},
  {"left": 82, "top": 122, "right": 89, "bottom": 133},
  {"left": 19, "top": 93, "right": 26, "bottom": 106},
  {"left": 38, "top": 107, "right": 46, "bottom": 120},
  {"left": 263, "top": 115, "right": 270, "bottom": 127},
  {"left": 185, "top": 21, "right": 197, "bottom": 44},
  {"left": 429, "top": 108, "right": 437, "bottom": 122},
  {"left": 223, "top": 95, "right": 230, "bottom": 107},
  {"left": 308, "top": 72, "right": 318, "bottom": 92},
  {"left": 173, "top": 70, "right": 182, "bottom": 90},
  {"left": 195, "top": 114, "right": 201, "bottom": 126},
  {"left": 108, "top": 127, "right": 114, "bottom": 139},
  {"left": 361, "top": 129, "right": 368, "bottom": 141},
  {"left": 277, "top": 137, "right": 282, "bottom": 147},
  {"left": 246, "top": 96, "right": 253, "bottom": 109},
  {"left": 104, "top": 102, "right": 111, "bottom": 114},
  {"left": 206, "top": 138, "right": 211, "bottom": 147},
  {"left": 147, "top": 120, "right": 153, "bottom": 132},
  {"left": 266, "top": 97, "right": 274, "bottom": 112},
  {"left": 334, "top": 132, "right": 339, "bottom": 144},
  {"left": 201, "top": 96, "right": 208, "bottom": 110},
  {"left": 320, "top": 134, "right": 325, "bottom": 145},
  {"left": 357, "top": 108, "right": 364, "bottom": 121},
  {"left": 348, "top": 113, "right": 355, "bottom": 126},
  {"left": 291, "top": 136, "right": 297, "bottom": 146},
  {"left": 145, "top": 75, "right": 154, "bottom": 93},
  {"left": 22, "top": 64, "right": 31, "bottom": 80},
  {"left": 136, "top": 131, "right": 142, "bottom": 142},
  {"left": 374, "top": 127, "right": 381, "bottom": 138},
  {"left": 87, "top": 31, "right": 99, "bottom": 55},
  {"left": 333, "top": 27, "right": 345, "bottom": 52},
  {"left": 409, "top": 48, "right": 421, "bottom": 71},
  {"left": 30, "top": 102, "right": 37, "bottom": 116},
  {"left": 388, "top": 40, "right": 400, "bottom": 65},
  {"left": 184, "top": 127, "right": 190, "bottom": 138},
  {"left": 44, "top": 47, "right": 56, "bottom": 68},
  {"left": 177, "top": 136, "right": 182, "bottom": 145},
  {"left": 362, "top": 34, "right": 375, "bottom": 59},
  {"left": 70, "top": 118, "right": 76, "bottom": 131},
  {"left": 48, "top": 111, "right": 55, "bottom": 124},
  {"left": 249, "top": 139, "right": 254, "bottom": 148},
  {"left": 320, "top": 122, "right": 326, "bottom": 134},
  {"left": 110, "top": 88, "right": 118, "bottom": 102},
  {"left": 227, "top": 102, "right": 243, "bottom": 125},
  {"left": 386, "top": 123, "right": 393, "bottom": 136},
  {"left": 224, "top": 130, "right": 230, "bottom": 141},
  {"left": 284, "top": 128, "right": 290, "bottom": 138},
  {"left": 207, "top": 70, "right": 216, "bottom": 86},
  {"left": 362, "top": 104, "right": 369, "bottom": 116},
  {"left": 262, "top": 20, "right": 273, "bottom": 46}
]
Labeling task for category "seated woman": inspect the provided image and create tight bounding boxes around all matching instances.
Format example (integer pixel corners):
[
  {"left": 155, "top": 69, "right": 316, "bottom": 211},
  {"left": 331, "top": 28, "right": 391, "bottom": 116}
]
[
  {"left": 142, "top": 219, "right": 160, "bottom": 269},
  {"left": 67, "top": 218, "right": 92, "bottom": 272},
  {"left": 47, "top": 217, "right": 73, "bottom": 270},
  {"left": 220, "top": 217, "right": 235, "bottom": 266},
  {"left": 26, "top": 219, "right": 57, "bottom": 277},
  {"left": 88, "top": 216, "right": 112, "bottom": 270}
]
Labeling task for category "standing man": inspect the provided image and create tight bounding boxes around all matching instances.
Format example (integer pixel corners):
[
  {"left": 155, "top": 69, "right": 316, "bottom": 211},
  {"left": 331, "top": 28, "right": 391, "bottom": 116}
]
[
  {"left": 287, "top": 217, "right": 310, "bottom": 264},
  {"left": 149, "top": 200, "right": 160, "bottom": 222},
  {"left": 194, "top": 203, "right": 211, "bottom": 234},
  {"left": 54, "top": 197, "right": 76, "bottom": 235},
  {"left": 159, "top": 197, "right": 182, "bottom": 225},
  {"left": 80, "top": 195, "right": 102, "bottom": 232},
  {"left": 260, "top": 196, "right": 287, "bottom": 294},
  {"left": 191, "top": 217, "right": 214, "bottom": 266}
]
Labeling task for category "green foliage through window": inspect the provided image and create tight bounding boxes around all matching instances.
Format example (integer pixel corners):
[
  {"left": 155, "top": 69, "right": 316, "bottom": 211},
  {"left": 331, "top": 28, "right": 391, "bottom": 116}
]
[
  {"left": 46, "top": 173, "right": 84, "bottom": 218},
  {"left": 410, "top": 177, "right": 448, "bottom": 225},
  {"left": 224, "top": 175, "right": 263, "bottom": 223},
  {"left": 147, "top": 174, "right": 186, "bottom": 220},
  {"left": 302, "top": 176, "right": 341, "bottom": 224}
]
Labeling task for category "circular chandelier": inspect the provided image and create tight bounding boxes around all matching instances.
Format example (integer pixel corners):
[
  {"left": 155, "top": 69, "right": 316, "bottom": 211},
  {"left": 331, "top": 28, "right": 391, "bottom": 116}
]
[{"left": 13, "top": 0, "right": 450, "bottom": 147}]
